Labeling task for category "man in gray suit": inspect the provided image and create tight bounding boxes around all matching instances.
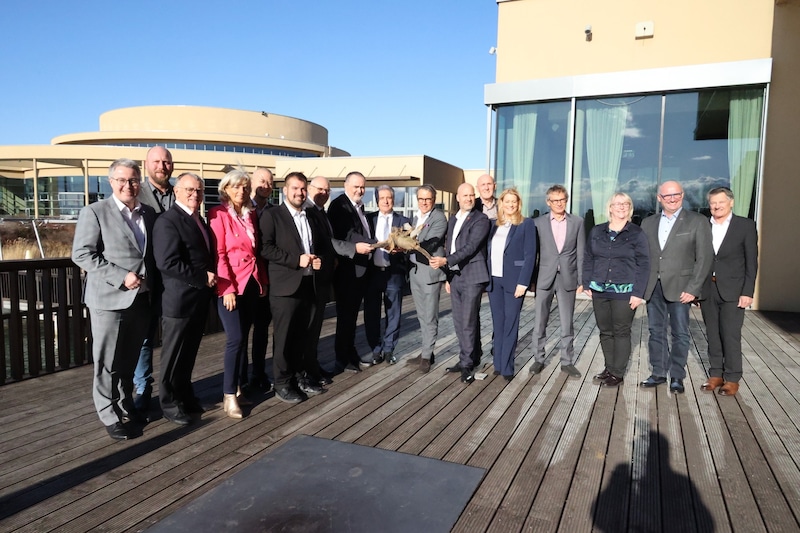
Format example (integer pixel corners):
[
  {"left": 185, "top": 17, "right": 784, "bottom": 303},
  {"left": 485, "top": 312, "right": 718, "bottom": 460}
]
[
  {"left": 529, "top": 184, "right": 585, "bottom": 378},
  {"left": 132, "top": 145, "right": 174, "bottom": 410},
  {"left": 72, "top": 159, "right": 157, "bottom": 440},
  {"left": 640, "top": 180, "right": 713, "bottom": 393},
  {"left": 408, "top": 184, "right": 447, "bottom": 373}
]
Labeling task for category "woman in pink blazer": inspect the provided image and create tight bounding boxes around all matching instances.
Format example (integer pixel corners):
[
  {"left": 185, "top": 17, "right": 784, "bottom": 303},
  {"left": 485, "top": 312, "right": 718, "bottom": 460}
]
[{"left": 209, "top": 169, "right": 268, "bottom": 418}]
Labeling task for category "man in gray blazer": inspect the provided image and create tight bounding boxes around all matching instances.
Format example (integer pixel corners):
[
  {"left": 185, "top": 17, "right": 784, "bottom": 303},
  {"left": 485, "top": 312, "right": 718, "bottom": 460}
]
[
  {"left": 72, "top": 159, "right": 157, "bottom": 440},
  {"left": 408, "top": 184, "right": 447, "bottom": 373},
  {"left": 529, "top": 184, "right": 585, "bottom": 378},
  {"left": 640, "top": 180, "right": 713, "bottom": 393}
]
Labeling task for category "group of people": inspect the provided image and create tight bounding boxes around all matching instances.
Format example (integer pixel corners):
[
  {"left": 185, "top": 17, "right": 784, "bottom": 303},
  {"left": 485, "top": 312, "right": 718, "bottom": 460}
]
[{"left": 72, "top": 147, "right": 758, "bottom": 442}]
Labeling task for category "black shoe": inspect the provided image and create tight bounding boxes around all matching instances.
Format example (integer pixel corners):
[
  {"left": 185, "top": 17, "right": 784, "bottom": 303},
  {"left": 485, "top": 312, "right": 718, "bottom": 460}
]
[
  {"left": 298, "top": 378, "right": 326, "bottom": 397},
  {"left": 602, "top": 374, "right": 624, "bottom": 387},
  {"left": 343, "top": 363, "right": 361, "bottom": 373},
  {"left": 106, "top": 422, "right": 131, "bottom": 441},
  {"left": 275, "top": 386, "right": 306, "bottom": 404},
  {"left": 386, "top": 353, "right": 397, "bottom": 365},
  {"left": 670, "top": 378, "right": 685, "bottom": 394},
  {"left": 503, "top": 375, "right": 513, "bottom": 382},
  {"left": 133, "top": 391, "right": 151, "bottom": 411},
  {"left": 123, "top": 408, "right": 149, "bottom": 424},
  {"left": 359, "top": 358, "right": 374, "bottom": 368},
  {"left": 446, "top": 364, "right": 464, "bottom": 373},
  {"left": 593, "top": 369, "right": 611, "bottom": 382},
  {"left": 461, "top": 368, "right": 475, "bottom": 384},
  {"left": 561, "top": 364, "right": 582, "bottom": 378},
  {"left": 371, "top": 353, "right": 385, "bottom": 365},
  {"left": 529, "top": 361, "right": 545, "bottom": 375},
  {"left": 640, "top": 375, "right": 667, "bottom": 388},
  {"left": 162, "top": 407, "right": 192, "bottom": 426},
  {"left": 319, "top": 372, "right": 334, "bottom": 386},
  {"left": 249, "top": 374, "right": 273, "bottom": 392}
]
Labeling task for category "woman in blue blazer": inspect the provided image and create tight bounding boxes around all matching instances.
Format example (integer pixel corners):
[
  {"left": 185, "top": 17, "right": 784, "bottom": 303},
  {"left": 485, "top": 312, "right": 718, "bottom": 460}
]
[{"left": 487, "top": 188, "right": 537, "bottom": 380}]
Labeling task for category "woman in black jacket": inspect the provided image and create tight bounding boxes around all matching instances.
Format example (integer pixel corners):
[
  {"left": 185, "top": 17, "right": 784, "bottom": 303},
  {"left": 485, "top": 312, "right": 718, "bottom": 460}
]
[{"left": 582, "top": 193, "right": 650, "bottom": 386}]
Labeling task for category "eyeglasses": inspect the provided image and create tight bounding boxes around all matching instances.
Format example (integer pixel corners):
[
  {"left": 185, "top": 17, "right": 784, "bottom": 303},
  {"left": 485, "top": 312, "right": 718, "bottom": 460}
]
[
  {"left": 179, "top": 187, "right": 204, "bottom": 195},
  {"left": 548, "top": 198, "right": 567, "bottom": 204},
  {"left": 611, "top": 202, "right": 630, "bottom": 208},
  {"left": 659, "top": 192, "right": 683, "bottom": 200},
  {"left": 111, "top": 178, "right": 141, "bottom": 187},
  {"left": 417, "top": 197, "right": 434, "bottom": 202}
]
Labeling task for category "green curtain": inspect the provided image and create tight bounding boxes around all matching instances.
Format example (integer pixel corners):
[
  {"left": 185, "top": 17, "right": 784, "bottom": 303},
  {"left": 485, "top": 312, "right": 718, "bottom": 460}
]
[
  {"left": 585, "top": 102, "right": 628, "bottom": 223},
  {"left": 728, "top": 89, "right": 763, "bottom": 216}
]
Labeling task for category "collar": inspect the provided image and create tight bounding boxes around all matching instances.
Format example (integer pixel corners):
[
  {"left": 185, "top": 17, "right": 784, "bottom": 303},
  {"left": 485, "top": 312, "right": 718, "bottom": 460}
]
[
  {"left": 710, "top": 213, "right": 733, "bottom": 226},
  {"left": 111, "top": 194, "right": 141, "bottom": 213},
  {"left": 175, "top": 201, "right": 196, "bottom": 217},
  {"left": 661, "top": 207, "right": 683, "bottom": 221}
]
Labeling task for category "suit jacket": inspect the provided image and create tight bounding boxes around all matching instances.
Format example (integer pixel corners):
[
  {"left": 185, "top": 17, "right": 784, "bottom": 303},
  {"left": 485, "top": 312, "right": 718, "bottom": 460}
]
[
  {"left": 641, "top": 208, "right": 714, "bottom": 301},
  {"left": 327, "top": 193, "right": 374, "bottom": 279},
  {"left": 154, "top": 204, "right": 215, "bottom": 318},
  {"left": 72, "top": 197, "right": 157, "bottom": 311},
  {"left": 533, "top": 212, "right": 584, "bottom": 291},
  {"left": 137, "top": 180, "right": 173, "bottom": 215},
  {"left": 367, "top": 210, "right": 410, "bottom": 276},
  {"left": 208, "top": 205, "right": 268, "bottom": 297},
  {"left": 703, "top": 215, "right": 758, "bottom": 302},
  {"left": 444, "top": 209, "right": 491, "bottom": 285},
  {"left": 409, "top": 208, "right": 447, "bottom": 284},
  {"left": 487, "top": 218, "right": 537, "bottom": 293},
  {"left": 305, "top": 202, "right": 356, "bottom": 286},
  {"left": 260, "top": 203, "right": 332, "bottom": 297}
]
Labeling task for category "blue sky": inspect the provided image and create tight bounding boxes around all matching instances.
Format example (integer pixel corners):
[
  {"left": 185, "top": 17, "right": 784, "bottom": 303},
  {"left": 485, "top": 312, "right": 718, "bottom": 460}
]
[{"left": 0, "top": 1, "right": 498, "bottom": 170}]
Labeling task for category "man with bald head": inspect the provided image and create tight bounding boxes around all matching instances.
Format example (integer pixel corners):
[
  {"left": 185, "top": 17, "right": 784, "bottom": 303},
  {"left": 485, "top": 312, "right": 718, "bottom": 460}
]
[
  {"left": 640, "top": 180, "right": 713, "bottom": 393},
  {"left": 250, "top": 167, "right": 275, "bottom": 217},
  {"left": 475, "top": 174, "right": 498, "bottom": 221},
  {"left": 430, "top": 183, "right": 491, "bottom": 384}
]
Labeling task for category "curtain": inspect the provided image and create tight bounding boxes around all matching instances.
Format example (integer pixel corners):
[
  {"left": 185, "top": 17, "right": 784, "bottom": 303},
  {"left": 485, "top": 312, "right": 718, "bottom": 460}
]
[
  {"left": 499, "top": 107, "right": 537, "bottom": 214},
  {"left": 585, "top": 103, "right": 628, "bottom": 223},
  {"left": 728, "top": 90, "right": 763, "bottom": 216}
]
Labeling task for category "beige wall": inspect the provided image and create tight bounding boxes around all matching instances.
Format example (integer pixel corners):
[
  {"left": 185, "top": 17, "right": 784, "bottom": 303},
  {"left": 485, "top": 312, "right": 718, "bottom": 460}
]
[{"left": 496, "top": 0, "right": 774, "bottom": 82}]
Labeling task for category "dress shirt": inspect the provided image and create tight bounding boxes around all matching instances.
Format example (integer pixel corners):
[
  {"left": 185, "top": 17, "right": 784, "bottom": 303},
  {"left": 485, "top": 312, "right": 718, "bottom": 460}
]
[
  {"left": 450, "top": 210, "right": 469, "bottom": 254},
  {"left": 286, "top": 203, "right": 313, "bottom": 275},
  {"left": 658, "top": 207, "right": 683, "bottom": 250},
  {"left": 550, "top": 213, "right": 567, "bottom": 253},
  {"left": 491, "top": 223, "right": 511, "bottom": 277},
  {"left": 710, "top": 213, "right": 732, "bottom": 254},
  {"left": 374, "top": 213, "right": 392, "bottom": 267},
  {"left": 145, "top": 180, "right": 174, "bottom": 212},
  {"left": 349, "top": 196, "right": 371, "bottom": 235},
  {"left": 112, "top": 195, "right": 146, "bottom": 253},
  {"left": 414, "top": 210, "right": 431, "bottom": 229}
]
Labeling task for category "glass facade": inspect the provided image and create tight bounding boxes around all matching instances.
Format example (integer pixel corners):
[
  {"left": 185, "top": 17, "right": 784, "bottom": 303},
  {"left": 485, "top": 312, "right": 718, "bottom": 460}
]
[
  {"left": 495, "top": 86, "right": 765, "bottom": 227},
  {"left": 103, "top": 141, "right": 319, "bottom": 159}
]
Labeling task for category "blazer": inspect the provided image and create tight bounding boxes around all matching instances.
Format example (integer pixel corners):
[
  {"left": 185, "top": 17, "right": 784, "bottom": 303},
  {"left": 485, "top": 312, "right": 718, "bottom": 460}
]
[
  {"left": 408, "top": 208, "right": 447, "bottom": 284},
  {"left": 72, "top": 197, "right": 157, "bottom": 311},
  {"left": 154, "top": 204, "right": 215, "bottom": 318},
  {"left": 367, "top": 210, "right": 410, "bottom": 276},
  {"left": 260, "top": 203, "right": 332, "bottom": 298},
  {"left": 641, "top": 208, "right": 714, "bottom": 301},
  {"left": 487, "top": 217, "right": 537, "bottom": 293},
  {"left": 444, "top": 209, "right": 491, "bottom": 285},
  {"left": 208, "top": 204, "right": 268, "bottom": 297},
  {"left": 533, "top": 212, "right": 585, "bottom": 291},
  {"left": 703, "top": 215, "right": 758, "bottom": 302},
  {"left": 137, "top": 180, "right": 172, "bottom": 215},
  {"left": 327, "top": 193, "right": 374, "bottom": 278},
  {"left": 305, "top": 203, "right": 355, "bottom": 286}
]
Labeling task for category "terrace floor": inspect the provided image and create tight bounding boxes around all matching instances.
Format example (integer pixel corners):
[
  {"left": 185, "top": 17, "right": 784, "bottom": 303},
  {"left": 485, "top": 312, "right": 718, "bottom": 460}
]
[{"left": 1, "top": 292, "right": 799, "bottom": 532}]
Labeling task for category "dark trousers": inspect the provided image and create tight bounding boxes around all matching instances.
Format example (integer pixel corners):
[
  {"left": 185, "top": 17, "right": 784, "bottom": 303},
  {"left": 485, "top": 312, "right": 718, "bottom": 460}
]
[
  {"left": 700, "top": 282, "right": 745, "bottom": 382},
  {"left": 307, "top": 281, "right": 332, "bottom": 377},
  {"left": 593, "top": 296, "right": 636, "bottom": 378},
  {"left": 364, "top": 268, "right": 405, "bottom": 356},
  {"left": 160, "top": 297, "right": 210, "bottom": 411},
  {"left": 450, "top": 278, "right": 486, "bottom": 370},
  {"left": 488, "top": 277, "right": 526, "bottom": 377},
  {"left": 270, "top": 277, "right": 315, "bottom": 388},
  {"left": 217, "top": 277, "right": 260, "bottom": 395},
  {"left": 333, "top": 271, "right": 368, "bottom": 368},
  {"left": 646, "top": 280, "right": 690, "bottom": 380},
  {"left": 248, "top": 284, "right": 272, "bottom": 382}
]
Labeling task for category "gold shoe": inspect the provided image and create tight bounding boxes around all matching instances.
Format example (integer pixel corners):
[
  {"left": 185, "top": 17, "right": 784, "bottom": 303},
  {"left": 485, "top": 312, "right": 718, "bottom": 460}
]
[
  {"left": 236, "top": 386, "right": 253, "bottom": 406},
  {"left": 223, "top": 394, "right": 243, "bottom": 419}
]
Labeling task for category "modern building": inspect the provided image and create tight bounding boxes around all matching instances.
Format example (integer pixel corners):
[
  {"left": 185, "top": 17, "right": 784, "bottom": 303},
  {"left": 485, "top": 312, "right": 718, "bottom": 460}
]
[
  {"left": 0, "top": 105, "right": 464, "bottom": 221},
  {"left": 486, "top": 0, "right": 800, "bottom": 311}
]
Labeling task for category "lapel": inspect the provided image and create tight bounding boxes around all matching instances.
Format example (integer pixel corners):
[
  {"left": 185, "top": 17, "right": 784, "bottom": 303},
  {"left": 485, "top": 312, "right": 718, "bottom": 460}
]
[
  {"left": 539, "top": 214, "right": 555, "bottom": 244},
  {"left": 106, "top": 198, "right": 143, "bottom": 254},
  {"left": 715, "top": 215, "right": 739, "bottom": 257},
  {"left": 662, "top": 209, "right": 687, "bottom": 251},
  {"left": 280, "top": 203, "right": 305, "bottom": 253},
  {"left": 505, "top": 223, "right": 517, "bottom": 252}
]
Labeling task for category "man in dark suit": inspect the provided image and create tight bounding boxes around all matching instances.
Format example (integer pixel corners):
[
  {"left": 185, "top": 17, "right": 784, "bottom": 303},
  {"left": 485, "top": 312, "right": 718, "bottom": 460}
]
[
  {"left": 408, "top": 184, "right": 447, "bottom": 373},
  {"left": 700, "top": 187, "right": 758, "bottom": 396},
  {"left": 154, "top": 173, "right": 217, "bottom": 425},
  {"left": 72, "top": 158, "right": 156, "bottom": 440},
  {"left": 529, "top": 184, "right": 585, "bottom": 378},
  {"left": 365, "top": 185, "right": 410, "bottom": 365},
  {"left": 430, "top": 183, "right": 491, "bottom": 384},
  {"left": 327, "top": 171, "right": 376, "bottom": 372},
  {"left": 261, "top": 172, "right": 331, "bottom": 402},
  {"left": 132, "top": 145, "right": 174, "bottom": 411},
  {"left": 641, "top": 180, "right": 713, "bottom": 393}
]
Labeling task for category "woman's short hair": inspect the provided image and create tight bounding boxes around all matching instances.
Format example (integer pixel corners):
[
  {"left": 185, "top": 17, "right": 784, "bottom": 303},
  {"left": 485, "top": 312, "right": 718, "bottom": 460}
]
[
  {"left": 497, "top": 188, "right": 524, "bottom": 226},
  {"left": 606, "top": 192, "right": 634, "bottom": 222},
  {"left": 218, "top": 169, "right": 251, "bottom": 203}
]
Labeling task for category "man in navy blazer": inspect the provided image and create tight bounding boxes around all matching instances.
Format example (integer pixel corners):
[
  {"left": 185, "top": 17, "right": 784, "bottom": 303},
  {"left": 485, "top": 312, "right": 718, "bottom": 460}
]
[
  {"left": 699, "top": 187, "right": 758, "bottom": 396},
  {"left": 327, "top": 171, "right": 376, "bottom": 372},
  {"left": 430, "top": 183, "right": 491, "bottom": 384},
  {"left": 365, "top": 185, "right": 410, "bottom": 364},
  {"left": 72, "top": 159, "right": 157, "bottom": 440},
  {"left": 640, "top": 180, "right": 713, "bottom": 393},
  {"left": 154, "top": 173, "right": 217, "bottom": 425}
]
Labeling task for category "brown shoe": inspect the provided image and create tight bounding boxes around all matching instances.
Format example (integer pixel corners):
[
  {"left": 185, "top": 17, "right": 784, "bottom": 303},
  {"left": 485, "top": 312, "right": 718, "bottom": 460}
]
[
  {"left": 719, "top": 382, "right": 739, "bottom": 396},
  {"left": 701, "top": 377, "right": 724, "bottom": 391},
  {"left": 419, "top": 358, "right": 432, "bottom": 373}
]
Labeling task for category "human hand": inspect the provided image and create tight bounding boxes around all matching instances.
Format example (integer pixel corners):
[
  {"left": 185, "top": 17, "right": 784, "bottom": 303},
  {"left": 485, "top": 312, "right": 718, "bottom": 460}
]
[
  {"left": 311, "top": 257, "right": 322, "bottom": 270},
  {"left": 738, "top": 295, "right": 753, "bottom": 308},
  {"left": 429, "top": 257, "right": 447, "bottom": 269},
  {"left": 223, "top": 293, "right": 236, "bottom": 311},
  {"left": 514, "top": 285, "right": 527, "bottom": 298},
  {"left": 124, "top": 272, "right": 142, "bottom": 290},
  {"left": 679, "top": 292, "right": 696, "bottom": 304},
  {"left": 355, "top": 242, "right": 372, "bottom": 255},
  {"left": 629, "top": 296, "right": 644, "bottom": 310},
  {"left": 206, "top": 272, "right": 217, "bottom": 287}
]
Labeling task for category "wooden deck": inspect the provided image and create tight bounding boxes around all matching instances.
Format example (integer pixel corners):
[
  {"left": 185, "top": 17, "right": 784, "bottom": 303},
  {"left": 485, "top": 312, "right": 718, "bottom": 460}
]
[{"left": 1, "top": 292, "right": 799, "bottom": 532}]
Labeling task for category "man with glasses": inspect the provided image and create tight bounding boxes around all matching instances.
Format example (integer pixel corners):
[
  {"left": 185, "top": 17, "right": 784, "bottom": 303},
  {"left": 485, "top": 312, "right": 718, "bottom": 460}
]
[
  {"left": 72, "top": 159, "right": 157, "bottom": 440},
  {"left": 529, "top": 184, "right": 585, "bottom": 378},
  {"left": 408, "top": 185, "right": 447, "bottom": 372},
  {"left": 154, "top": 173, "right": 217, "bottom": 424},
  {"left": 640, "top": 180, "right": 713, "bottom": 393}
]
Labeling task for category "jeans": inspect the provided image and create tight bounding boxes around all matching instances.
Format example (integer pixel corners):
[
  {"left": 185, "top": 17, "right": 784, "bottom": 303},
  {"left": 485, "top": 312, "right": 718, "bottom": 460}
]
[
  {"left": 646, "top": 280, "right": 690, "bottom": 380},
  {"left": 133, "top": 312, "right": 159, "bottom": 396}
]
